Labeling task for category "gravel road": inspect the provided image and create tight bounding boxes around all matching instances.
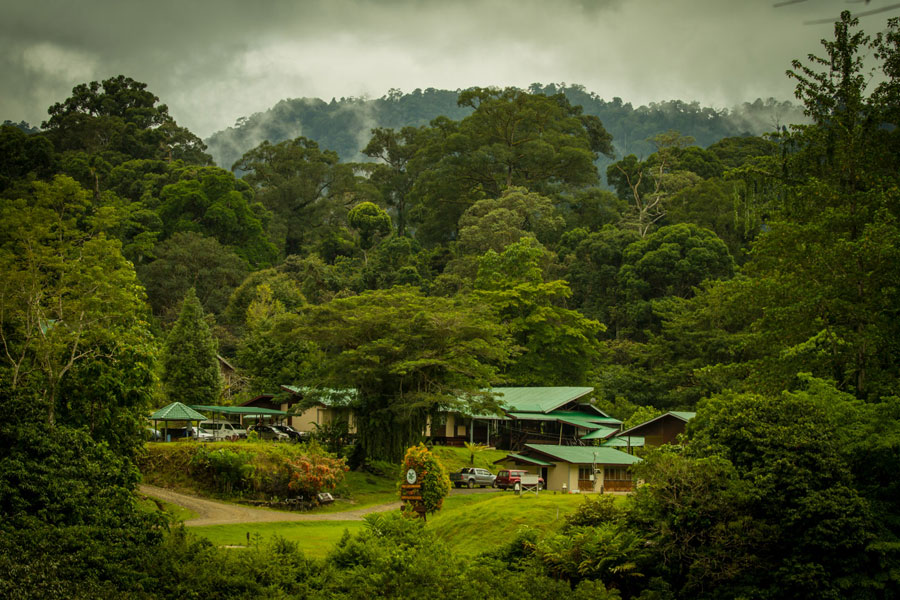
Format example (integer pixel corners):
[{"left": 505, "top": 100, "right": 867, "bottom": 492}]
[{"left": 139, "top": 484, "right": 402, "bottom": 526}]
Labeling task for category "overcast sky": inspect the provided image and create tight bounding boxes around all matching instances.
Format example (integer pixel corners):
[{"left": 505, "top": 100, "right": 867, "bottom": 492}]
[{"left": 2, "top": 0, "right": 895, "bottom": 138}]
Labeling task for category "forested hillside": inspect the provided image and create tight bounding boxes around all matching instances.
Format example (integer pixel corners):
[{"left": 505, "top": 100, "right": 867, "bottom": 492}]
[
  {"left": 205, "top": 84, "right": 806, "bottom": 171},
  {"left": 1, "top": 12, "right": 899, "bottom": 599}
]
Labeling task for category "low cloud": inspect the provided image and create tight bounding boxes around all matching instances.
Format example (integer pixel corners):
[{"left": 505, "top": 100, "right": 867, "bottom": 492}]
[{"left": 1, "top": 0, "right": 888, "bottom": 137}]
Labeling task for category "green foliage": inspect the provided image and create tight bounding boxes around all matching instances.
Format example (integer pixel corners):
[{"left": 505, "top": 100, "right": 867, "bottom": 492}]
[
  {"left": 191, "top": 446, "right": 254, "bottom": 494},
  {"left": 409, "top": 87, "right": 609, "bottom": 245},
  {"left": 0, "top": 124, "right": 56, "bottom": 192},
  {"left": 311, "top": 419, "right": 351, "bottom": 455},
  {"left": 233, "top": 136, "right": 363, "bottom": 256},
  {"left": 0, "top": 176, "right": 156, "bottom": 453},
  {"left": 149, "top": 441, "right": 348, "bottom": 501},
  {"left": 348, "top": 201, "right": 392, "bottom": 250},
  {"left": 457, "top": 186, "right": 565, "bottom": 255},
  {"left": 475, "top": 238, "right": 604, "bottom": 385},
  {"left": 621, "top": 406, "right": 665, "bottom": 430},
  {"left": 43, "top": 75, "right": 212, "bottom": 166},
  {"left": 618, "top": 223, "right": 734, "bottom": 340},
  {"left": 401, "top": 443, "right": 451, "bottom": 514},
  {"left": 161, "top": 288, "right": 223, "bottom": 405},
  {"left": 533, "top": 523, "right": 652, "bottom": 594},
  {"left": 139, "top": 231, "right": 249, "bottom": 322},
  {"left": 292, "top": 286, "right": 511, "bottom": 461},
  {"left": 564, "top": 495, "right": 622, "bottom": 529},
  {"left": 0, "top": 402, "right": 166, "bottom": 598},
  {"left": 157, "top": 166, "right": 277, "bottom": 267},
  {"left": 624, "top": 381, "right": 899, "bottom": 599}
]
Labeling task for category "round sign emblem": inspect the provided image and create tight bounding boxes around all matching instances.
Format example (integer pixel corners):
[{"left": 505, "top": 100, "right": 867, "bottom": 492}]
[{"left": 405, "top": 468, "right": 418, "bottom": 484}]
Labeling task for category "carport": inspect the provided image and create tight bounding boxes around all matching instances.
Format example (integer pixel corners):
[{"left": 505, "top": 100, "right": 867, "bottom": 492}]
[{"left": 190, "top": 405, "right": 288, "bottom": 427}]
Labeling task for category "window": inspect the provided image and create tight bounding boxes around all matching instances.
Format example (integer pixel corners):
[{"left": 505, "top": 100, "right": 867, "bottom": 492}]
[
  {"left": 604, "top": 467, "right": 631, "bottom": 481},
  {"left": 578, "top": 466, "right": 594, "bottom": 480}
]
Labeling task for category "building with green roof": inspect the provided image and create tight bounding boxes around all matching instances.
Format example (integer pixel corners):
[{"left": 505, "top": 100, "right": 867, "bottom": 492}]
[
  {"left": 495, "top": 443, "right": 641, "bottom": 493},
  {"left": 436, "top": 387, "right": 622, "bottom": 451},
  {"left": 616, "top": 411, "right": 696, "bottom": 447}
]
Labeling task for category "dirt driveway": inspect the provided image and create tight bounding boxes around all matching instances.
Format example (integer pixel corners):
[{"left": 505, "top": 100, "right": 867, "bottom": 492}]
[{"left": 139, "top": 484, "right": 402, "bottom": 527}]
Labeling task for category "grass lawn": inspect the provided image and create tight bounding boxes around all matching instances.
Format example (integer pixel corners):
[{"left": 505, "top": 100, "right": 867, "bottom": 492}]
[
  {"left": 189, "top": 521, "right": 365, "bottom": 558},
  {"left": 431, "top": 445, "right": 508, "bottom": 474},
  {"left": 187, "top": 491, "right": 621, "bottom": 559},
  {"left": 428, "top": 491, "right": 597, "bottom": 555}
]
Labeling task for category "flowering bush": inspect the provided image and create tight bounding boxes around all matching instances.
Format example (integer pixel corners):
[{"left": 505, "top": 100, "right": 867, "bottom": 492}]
[
  {"left": 182, "top": 442, "right": 347, "bottom": 500},
  {"left": 401, "top": 444, "right": 450, "bottom": 514},
  {"left": 287, "top": 453, "right": 348, "bottom": 497}
]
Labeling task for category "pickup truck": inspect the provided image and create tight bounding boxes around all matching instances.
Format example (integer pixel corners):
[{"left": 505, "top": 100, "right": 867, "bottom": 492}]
[
  {"left": 449, "top": 467, "right": 496, "bottom": 488},
  {"left": 494, "top": 469, "right": 544, "bottom": 491}
]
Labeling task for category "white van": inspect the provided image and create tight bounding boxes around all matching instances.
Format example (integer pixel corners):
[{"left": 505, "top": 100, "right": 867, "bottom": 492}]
[{"left": 199, "top": 420, "right": 247, "bottom": 440}]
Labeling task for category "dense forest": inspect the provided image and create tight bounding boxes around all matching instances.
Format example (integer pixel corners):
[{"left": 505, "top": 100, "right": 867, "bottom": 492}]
[
  {"left": 205, "top": 83, "right": 806, "bottom": 173},
  {"left": 1, "top": 12, "right": 899, "bottom": 599}
]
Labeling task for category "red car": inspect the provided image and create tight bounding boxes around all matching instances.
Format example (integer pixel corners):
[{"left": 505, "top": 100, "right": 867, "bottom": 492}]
[{"left": 494, "top": 469, "right": 544, "bottom": 490}]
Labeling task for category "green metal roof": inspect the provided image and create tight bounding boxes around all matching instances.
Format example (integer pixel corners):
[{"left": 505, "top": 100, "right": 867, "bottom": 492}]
[
  {"left": 497, "top": 453, "right": 555, "bottom": 467},
  {"left": 280, "top": 386, "right": 357, "bottom": 407},
  {"left": 551, "top": 410, "right": 621, "bottom": 426},
  {"left": 578, "top": 426, "right": 620, "bottom": 440},
  {"left": 507, "top": 411, "right": 619, "bottom": 434},
  {"left": 619, "top": 411, "right": 697, "bottom": 437},
  {"left": 670, "top": 411, "right": 696, "bottom": 421},
  {"left": 492, "top": 387, "right": 594, "bottom": 414},
  {"left": 600, "top": 436, "right": 645, "bottom": 448},
  {"left": 523, "top": 444, "right": 642, "bottom": 465},
  {"left": 149, "top": 402, "right": 208, "bottom": 421},
  {"left": 191, "top": 405, "right": 287, "bottom": 416}
]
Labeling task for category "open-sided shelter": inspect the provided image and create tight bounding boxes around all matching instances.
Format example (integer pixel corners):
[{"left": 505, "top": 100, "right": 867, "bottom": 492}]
[{"left": 149, "top": 402, "right": 208, "bottom": 442}]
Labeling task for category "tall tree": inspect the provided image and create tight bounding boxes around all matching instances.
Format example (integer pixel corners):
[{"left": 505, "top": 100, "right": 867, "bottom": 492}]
[
  {"left": 233, "top": 136, "right": 363, "bottom": 256},
  {"left": 43, "top": 75, "right": 211, "bottom": 166},
  {"left": 156, "top": 166, "right": 277, "bottom": 267},
  {"left": 607, "top": 131, "right": 698, "bottom": 237},
  {"left": 666, "top": 13, "right": 900, "bottom": 400},
  {"left": 0, "top": 176, "right": 155, "bottom": 452},
  {"left": 292, "top": 286, "right": 511, "bottom": 461},
  {"left": 139, "top": 232, "right": 248, "bottom": 323},
  {"left": 409, "top": 87, "right": 613, "bottom": 245},
  {"left": 474, "top": 239, "right": 604, "bottom": 385},
  {"left": 362, "top": 126, "right": 424, "bottom": 236},
  {"left": 161, "top": 288, "right": 223, "bottom": 405}
]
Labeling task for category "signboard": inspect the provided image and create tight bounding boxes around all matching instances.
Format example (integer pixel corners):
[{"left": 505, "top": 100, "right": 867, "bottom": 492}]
[{"left": 400, "top": 479, "right": 427, "bottom": 518}]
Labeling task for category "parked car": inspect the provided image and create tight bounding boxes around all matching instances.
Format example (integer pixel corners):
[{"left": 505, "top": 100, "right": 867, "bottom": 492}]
[
  {"left": 271, "top": 424, "right": 307, "bottom": 442},
  {"left": 199, "top": 420, "right": 247, "bottom": 440},
  {"left": 190, "top": 426, "right": 215, "bottom": 441},
  {"left": 248, "top": 424, "right": 289, "bottom": 441},
  {"left": 494, "top": 469, "right": 544, "bottom": 490},
  {"left": 449, "top": 467, "right": 496, "bottom": 488}
]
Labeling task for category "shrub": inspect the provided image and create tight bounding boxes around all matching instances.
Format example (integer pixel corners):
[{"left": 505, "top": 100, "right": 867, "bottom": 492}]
[
  {"left": 190, "top": 447, "right": 254, "bottom": 493},
  {"left": 565, "top": 494, "right": 622, "bottom": 529},
  {"left": 401, "top": 443, "right": 450, "bottom": 514}
]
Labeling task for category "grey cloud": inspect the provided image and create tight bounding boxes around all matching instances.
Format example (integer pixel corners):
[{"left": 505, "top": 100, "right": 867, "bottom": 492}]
[{"left": 1, "top": 0, "right": 888, "bottom": 137}]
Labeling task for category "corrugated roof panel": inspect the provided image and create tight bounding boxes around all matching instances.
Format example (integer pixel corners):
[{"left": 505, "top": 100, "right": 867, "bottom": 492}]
[
  {"left": 523, "top": 444, "right": 642, "bottom": 465},
  {"left": 579, "top": 427, "right": 620, "bottom": 440},
  {"left": 499, "top": 453, "right": 555, "bottom": 467},
  {"left": 280, "top": 386, "right": 357, "bottom": 407},
  {"left": 149, "top": 402, "right": 208, "bottom": 421},
  {"left": 493, "top": 387, "right": 594, "bottom": 413},
  {"left": 601, "top": 436, "right": 645, "bottom": 447},
  {"left": 191, "top": 405, "right": 287, "bottom": 416},
  {"left": 669, "top": 411, "right": 697, "bottom": 421}
]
